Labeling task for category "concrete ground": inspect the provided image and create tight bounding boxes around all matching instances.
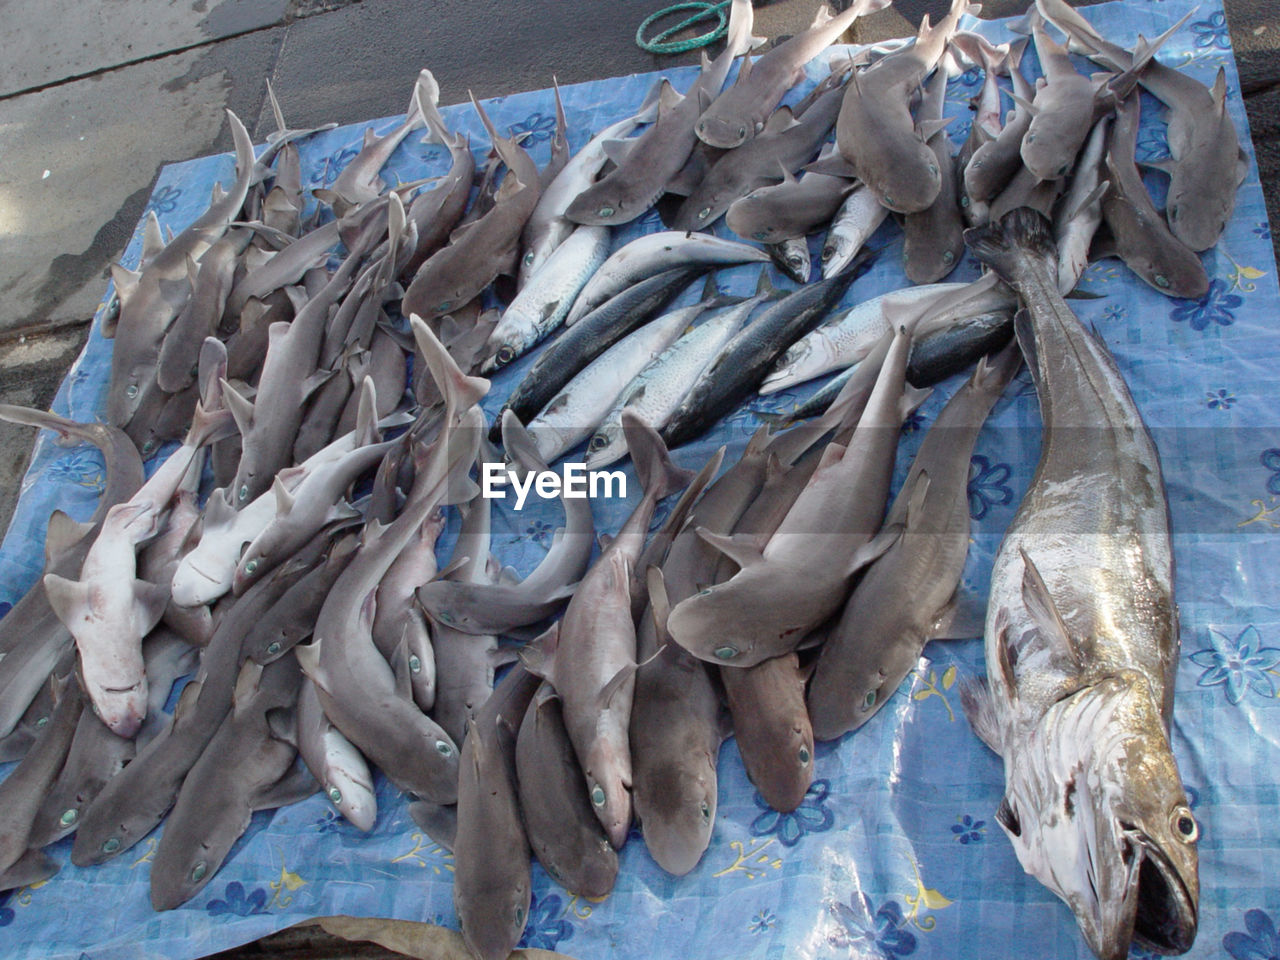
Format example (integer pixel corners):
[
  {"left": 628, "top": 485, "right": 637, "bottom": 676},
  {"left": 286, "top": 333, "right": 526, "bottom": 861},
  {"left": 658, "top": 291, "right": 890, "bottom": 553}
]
[{"left": 0, "top": 0, "right": 1275, "bottom": 955}]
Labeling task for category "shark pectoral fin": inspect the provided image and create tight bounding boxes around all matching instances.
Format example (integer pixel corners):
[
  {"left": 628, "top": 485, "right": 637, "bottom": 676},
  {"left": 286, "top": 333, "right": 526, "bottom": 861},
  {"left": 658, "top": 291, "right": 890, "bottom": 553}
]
[
  {"left": 265, "top": 705, "right": 300, "bottom": 747},
  {"left": 519, "top": 621, "right": 560, "bottom": 684},
  {"left": 232, "top": 659, "right": 265, "bottom": 712},
  {"left": 847, "top": 524, "right": 902, "bottom": 575},
  {"left": 929, "top": 587, "right": 987, "bottom": 641},
  {"left": 600, "top": 138, "right": 634, "bottom": 167},
  {"left": 219, "top": 378, "right": 255, "bottom": 436},
  {"left": 958, "top": 674, "right": 1002, "bottom": 753},
  {"left": 696, "top": 528, "right": 765, "bottom": 569},
  {"left": 904, "top": 470, "right": 932, "bottom": 529},
  {"left": 1008, "top": 90, "right": 1038, "bottom": 115},
  {"left": 44, "top": 510, "right": 94, "bottom": 564},
  {"left": 108, "top": 264, "right": 142, "bottom": 317},
  {"left": 1064, "top": 179, "right": 1111, "bottom": 222},
  {"left": 271, "top": 476, "right": 296, "bottom": 515},
  {"left": 252, "top": 761, "right": 318, "bottom": 811},
  {"left": 762, "top": 106, "right": 798, "bottom": 136},
  {"left": 1136, "top": 159, "right": 1176, "bottom": 177},
  {"left": 408, "top": 801, "right": 457, "bottom": 853},
  {"left": 916, "top": 117, "right": 955, "bottom": 141},
  {"left": 1018, "top": 547, "right": 1083, "bottom": 665},
  {"left": 0, "top": 849, "right": 61, "bottom": 893},
  {"left": 646, "top": 567, "right": 673, "bottom": 641},
  {"left": 392, "top": 635, "right": 414, "bottom": 701},
  {"left": 135, "top": 580, "right": 171, "bottom": 635},
  {"left": 141, "top": 210, "right": 165, "bottom": 263},
  {"left": 295, "top": 640, "right": 326, "bottom": 686},
  {"left": 803, "top": 153, "right": 859, "bottom": 179},
  {"left": 598, "top": 662, "right": 637, "bottom": 713},
  {"left": 42, "top": 573, "right": 91, "bottom": 625}
]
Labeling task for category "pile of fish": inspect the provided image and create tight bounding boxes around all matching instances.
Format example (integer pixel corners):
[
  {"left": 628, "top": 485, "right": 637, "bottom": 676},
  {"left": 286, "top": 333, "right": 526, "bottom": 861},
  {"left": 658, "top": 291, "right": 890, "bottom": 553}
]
[{"left": 0, "top": 0, "right": 1232, "bottom": 956}]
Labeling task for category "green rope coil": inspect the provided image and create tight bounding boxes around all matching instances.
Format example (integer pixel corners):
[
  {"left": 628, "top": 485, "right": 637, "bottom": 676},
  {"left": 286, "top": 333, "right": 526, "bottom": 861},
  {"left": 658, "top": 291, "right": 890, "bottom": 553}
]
[{"left": 636, "top": 1, "right": 731, "bottom": 54}]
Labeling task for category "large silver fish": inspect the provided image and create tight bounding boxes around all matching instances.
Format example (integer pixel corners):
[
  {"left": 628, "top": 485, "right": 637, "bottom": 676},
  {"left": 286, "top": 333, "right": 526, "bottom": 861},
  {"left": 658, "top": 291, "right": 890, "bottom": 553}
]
[{"left": 962, "top": 208, "right": 1198, "bottom": 960}]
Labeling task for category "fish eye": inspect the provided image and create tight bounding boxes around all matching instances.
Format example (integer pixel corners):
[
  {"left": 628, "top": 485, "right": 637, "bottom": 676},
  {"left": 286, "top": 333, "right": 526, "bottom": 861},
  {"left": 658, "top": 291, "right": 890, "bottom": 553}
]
[
  {"left": 942, "top": 251, "right": 955, "bottom": 264},
  {"left": 862, "top": 690, "right": 877, "bottom": 711},
  {"left": 699, "top": 800, "right": 711, "bottom": 823},
  {"left": 408, "top": 655, "right": 422, "bottom": 674},
  {"left": 713, "top": 645, "right": 737, "bottom": 660},
  {"left": 245, "top": 559, "right": 259, "bottom": 574},
  {"left": 496, "top": 346, "right": 516, "bottom": 366},
  {"left": 738, "top": 126, "right": 747, "bottom": 139},
  {"left": 1026, "top": 133, "right": 1036, "bottom": 144},
  {"left": 266, "top": 641, "right": 281, "bottom": 656},
  {"left": 328, "top": 787, "right": 343, "bottom": 804},
  {"left": 960, "top": 195, "right": 969, "bottom": 208},
  {"left": 1153, "top": 274, "right": 1171, "bottom": 289},
  {"left": 523, "top": 251, "right": 535, "bottom": 266},
  {"left": 438, "top": 300, "right": 452, "bottom": 311},
  {"left": 515, "top": 906, "right": 525, "bottom": 925},
  {"left": 434, "top": 740, "right": 453, "bottom": 756},
  {"left": 598, "top": 205, "right": 615, "bottom": 218},
  {"left": 588, "top": 434, "right": 608, "bottom": 452},
  {"left": 928, "top": 162, "right": 938, "bottom": 177},
  {"left": 191, "top": 861, "right": 208, "bottom": 882},
  {"left": 798, "top": 746, "right": 810, "bottom": 765},
  {"left": 591, "top": 784, "right": 606, "bottom": 807},
  {"left": 697, "top": 207, "right": 711, "bottom": 220},
  {"left": 142, "top": 439, "right": 156, "bottom": 454},
  {"left": 884, "top": 194, "right": 894, "bottom": 207},
  {"left": 1057, "top": 164, "right": 1069, "bottom": 177},
  {"left": 60, "top": 808, "right": 78, "bottom": 826},
  {"left": 439, "top": 611, "right": 454, "bottom": 624},
  {"left": 238, "top": 484, "right": 249, "bottom": 502},
  {"left": 698, "top": 588, "right": 712, "bottom": 597},
  {"left": 102, "top": 837, "right": 120, "bottom": 854},
  {"left": 125, "top": 384, "right": 139, "bottom": 399},
  {"left": 1172, "top": 807, "right": 1198, "bottom": 843},
  {"left": 35, "top": 716, "right": 49, "bottom": 728},
  {"left": 753, "top": 231, "right": 768, "bottom": 241}
]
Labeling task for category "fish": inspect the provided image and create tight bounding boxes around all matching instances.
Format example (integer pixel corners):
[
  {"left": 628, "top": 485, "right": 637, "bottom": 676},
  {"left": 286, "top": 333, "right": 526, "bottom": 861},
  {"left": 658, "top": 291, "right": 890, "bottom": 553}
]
[
  {"left": 452, "top": 666, "right": 542, "bottom": 960},
  {"left": 481, "top": 224, "right": 611, "bottom": 373},
  {"left": 834, "top": 0, "right": 976, "bottom": 213},
  {"left": 297, "top": 676, "right": 377, "bottom": 832},
  {"left": 661, "top": 258, "right": 871, "bottom": 448},
  {"left": 417, "top": 412, "right": 593, "bottom": 640},
  {"left": 563, "top": 231, "right": 769, "bottom": 328},
  {"left": 720, "top": 652, "right": 813, "bottom": 812},
  {"left": 496, "top": 266, "right": 702, "bottom": 437},
  {"left": 106, "top": 110, "right": 254, "bottom": 429},
  {"left": 525, "top": 295, "right": 711, "bottom": 464},
  {"left": 1036, "top": 0, "right": 1244, "bottom": 253},
  {"left": 149, "top": 657, "right": 313, "bottom": 911},
  {"left": 1054, "top": 117, "right": 1111, "bottom": 294},
  {"left": 821, "top": 184, "right": 889, "bottom": 278},
  {"left": 807, "top": 340, "right": 1021, "bottom": 740},
  {"left": 586, "top": 286, "right": 767, "bottom": 470},
  {"left": 962, "top": 207, "right": 1198, "bottom": 960},
  {"left": 725, "top": 166, "right": 856, "bottom": 244},
  {"left": 1019, "top": 18, "right": 1102, "bottom": 181},
  {"left": 517, "top": 683, "right": 619, "bottom": 895},
  {"left": 666, "top": 312, "right": 926, "bottom": 668},
  {"left": 963, "top": 42, "right": 1037, "bottom": 205},
  {"left": 563, "top": 0, "right": 757, "bottom": 227},
  {"left": 1099, "top": 94, "right": 1209, "bottom": 299},
  {"left": 695, "top": 0, "right": 890, "bottom": 149},
  {"left": 988, "top": 164, "right": 1066, "bottom": 224},
  {"left": 901, "top": 69, "right": 965, "bottom": 283},
  {"left": 521, "top": 413, "right": 694, "bottom": 847}
]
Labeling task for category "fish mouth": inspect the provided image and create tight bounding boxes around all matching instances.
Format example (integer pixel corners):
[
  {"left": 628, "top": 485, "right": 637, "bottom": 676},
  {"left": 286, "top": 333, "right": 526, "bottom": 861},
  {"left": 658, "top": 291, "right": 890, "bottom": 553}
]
[{"left": 1130, "top": 832, "right": 1197, "bottom": 955}]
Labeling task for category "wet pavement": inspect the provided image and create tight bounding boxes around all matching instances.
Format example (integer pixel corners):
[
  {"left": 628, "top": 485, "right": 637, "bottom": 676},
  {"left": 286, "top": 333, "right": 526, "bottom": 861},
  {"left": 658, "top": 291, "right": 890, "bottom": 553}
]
[{"left": 0, "top": 0, "right": 1276, "bottom": 954}]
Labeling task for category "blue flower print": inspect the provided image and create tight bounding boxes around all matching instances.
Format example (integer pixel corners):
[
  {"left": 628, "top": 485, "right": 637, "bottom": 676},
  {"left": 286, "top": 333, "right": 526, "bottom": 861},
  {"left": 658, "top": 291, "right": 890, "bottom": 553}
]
[
  {"left": 1101, "top": 304, "right": 1127, "bottom": 323},
  {"left": 517, "top": 891, "right": 574, "bottom": 950},
  {"left": 968, "top": 455, "right": 1013, "bottom": 520},
  {"left": 1170, "top": 279, "right": 1242, "bottom": 332},
  {"left": 0, "top": 888, "right": 13, "bottom": 927},
  {"left": 1136, "top": 126, "right": 1171, "bottom": 163},
  {"left": 749, "top": 779, "right": 834, "bottom": 847},
  {"left": 1206, "top": 389, "right": 1236, "bottom": 410},
  {"left": 829, "top": 892, "right": 917, "bottom": 959},
  {"left": 205, "top": 881, "right": 269, "bottom": 917},
  {"left": 519, "top": 518, "right": 553, "bottom": 546},
  {"left": 1225, "top": 908, "right": 1280, "bottom": 960},
  {"left": 750, "top": 908, "right": 778, "bottom": 934},
  {"left": 951, "top": 814, "right": 985, "bottom": 844},
  {"left": 1263, "top": 449, "right": 1280, "bottom": 496},
  {"left": 147, "top": 184, "right": 182, "bottom": 215},
  {"left": 1191, "top": 12, "right": 1231, "bottom": 51},
  {"left": 44, "top": 449, "right": 106, "bottom": 489},
  {"left": 901, "top": 412, "right": 925, "bottom": 435},
  {"left": 507, "top": 113, "right": 558, "bottom": 146},
  {"left": 1255, "top": 222, "right": 1271, "bottom": 241},
  {"left": 1189, "top": 626, "right": 1280, "bottom": 703}
]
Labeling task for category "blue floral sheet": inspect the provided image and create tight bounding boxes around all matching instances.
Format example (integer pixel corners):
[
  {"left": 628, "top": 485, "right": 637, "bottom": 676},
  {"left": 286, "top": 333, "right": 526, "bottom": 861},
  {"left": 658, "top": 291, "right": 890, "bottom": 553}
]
[{"left": 2, "top": 0, "right": 1278, "bottom": 957}]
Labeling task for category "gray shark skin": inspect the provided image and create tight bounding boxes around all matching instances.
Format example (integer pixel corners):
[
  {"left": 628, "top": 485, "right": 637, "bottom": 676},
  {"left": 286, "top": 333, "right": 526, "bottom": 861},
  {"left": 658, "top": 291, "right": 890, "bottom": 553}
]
[{"left": 962, "top": 208, "right": 1197, "bottom": 960}]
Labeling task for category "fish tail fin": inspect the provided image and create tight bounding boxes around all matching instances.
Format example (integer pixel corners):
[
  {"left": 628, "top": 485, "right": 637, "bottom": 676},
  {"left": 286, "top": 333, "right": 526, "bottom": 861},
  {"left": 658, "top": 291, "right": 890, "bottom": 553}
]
[
  {"left": 971, "top": 338, "right": 1023, "bottom": 395},
  {"left": 225, "top": 109, "right": 255, "bottom": 186},
  {"left": 623, "top": 410, "right": 695, "bottom": 502},
  {"left": 415, "top": 69, "right": 455, "bottom": 147},
  {"left": 408, "top": 315, "right": 489, "bottom": 423},
  {"left": 963, "top": 208, "right": 1057, "bottom": 286},
  {"left": 187, "top": 338, "right": 237, "bottom": 447}
]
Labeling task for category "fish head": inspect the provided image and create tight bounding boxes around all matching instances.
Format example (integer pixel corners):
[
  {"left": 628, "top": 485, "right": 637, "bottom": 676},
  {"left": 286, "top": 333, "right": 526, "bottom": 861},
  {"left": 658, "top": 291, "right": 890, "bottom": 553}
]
[
  {"left": 171, "top": 552, "right": 232, "bottom": 607},
  {"left": 321, "top": 738, "right": 378, "bottom": 832},
  {"left": 584, "top": 422, "right": 624, "bottom": 469},
  {"left": 1021, "top": 115, "right": 1080, "bottom": 181},
  {"left": 106, "top": 358, "right": 157, "bottom": 429},
  {"left": 725, "top": 193, "right": 784, "bottom": 245},
  {"left": 480, "top": 326, "right": 525, "bottom": 374},
  {"left": 149, "top": 833, "right": 224, "bottom": 911},
  {"left": 998, "top": 672, "right": 1198, "bottom": 960},
  {"left": 563, "top": 182, "right": 652, "bottom": 227},
  {"left": 1165, "top": 176, "right": 1232, "bottom": 255},
  {"left": 696, "top": 111, "right": 752, "bottom": 150},
  {"left": 87, "top": 677, "right": 147, "bottom": 739},
  {"left": 666, "top": 569, "right": 810, "bottom": 668},
  {"left": 675, "top": 191, "right": 729, "bottom": 231},
  {"left": 1116, "top": 225, "right": 1209, "bottom": 300},
  {"left": 232, "top": 538, "right": 274, "bottom": 596},
  {"left": 459, "top": 878, "right": 531, "bottom": 960},
  {"left": 638, "top": 754, "right": 718, "bottom": 875},
  {"left": 582, "top": 740, "right": 633, "bottom": 849},
  {"left": 862, "top": 136, "right": 943, "bottom": 214}
]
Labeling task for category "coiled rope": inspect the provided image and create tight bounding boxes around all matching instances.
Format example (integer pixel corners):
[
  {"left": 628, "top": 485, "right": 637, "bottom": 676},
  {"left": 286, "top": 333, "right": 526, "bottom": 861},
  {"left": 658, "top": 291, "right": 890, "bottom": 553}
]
[{"left": 635, "top": 1, "right": 731, "bottom": 54}]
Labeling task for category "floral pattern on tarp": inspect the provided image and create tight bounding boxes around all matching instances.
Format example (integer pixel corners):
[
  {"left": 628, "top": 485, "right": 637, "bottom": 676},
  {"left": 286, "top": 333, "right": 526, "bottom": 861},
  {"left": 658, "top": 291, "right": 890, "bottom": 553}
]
[
  {"left": 749, "top": 909, "right": 777, "bottom": 934},
  {"left": 309, "top": 145, "right": 360, "bottom": 187},
  {"left": 749, "top": 780, "right": 834, "bottom": 848},
  {"left": 1189, "top": 626, "right": 1280, "bottom": 703},
  {"left": 1191, "top": 11, "right": 1231, "bottom": 50},
  {"left": 205, "top": 882, "right": 269, "bottom": 917},
  {"left": 146, "top": 184, "right": 182, "bottom": 216},
  {"left": 43, "top": 449, "right": 106, "bottom": 490},
  {"left": 1224, "top": 909, "right": 1280, "bottom": 960},
  {"left": 1136, "top": 125, "right": 1171, "bottom": 162},
  {"left": 0, "top": 889, "right": 14, "bottom": 927},
  {"left": 967, "top": 455, "right": 1013, "bottom": 520},
  {"left": 1262, "top": 449, "right": 1280, "bottom": 496},
  {"left": 951, "top": 814, "right": 985, "bottom": 844},
  {"left": 507, "top": 113, "right": 558, "bottom": 146},
  {"left": 517, "top": 891, "right": 574, "bottom": 951},
  {"left": 1170, "top": 278, "right": 1243, "bottom": 331},
  {"left": 1206, "top": 388, "right": 1236, "bottom": 410},
  {"left": 828, "top": 893, "right": 917, "bottom": 959}
]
